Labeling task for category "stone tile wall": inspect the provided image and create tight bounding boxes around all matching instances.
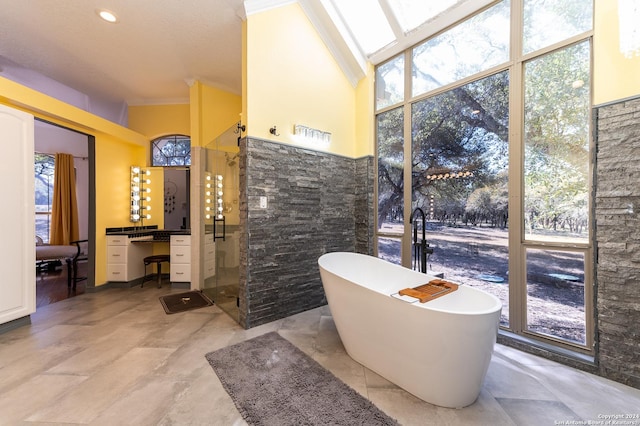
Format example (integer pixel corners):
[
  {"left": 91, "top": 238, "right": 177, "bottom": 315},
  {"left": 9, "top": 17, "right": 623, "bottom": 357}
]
[
  {"left": 595, "top": 96, "right": 640, "bottom": 388},
  {"left": 355, "top": 156, "right": 374, "bottom": 255},
  {"left": 238, "top": 138, "right": 373, "bottom": 328}
]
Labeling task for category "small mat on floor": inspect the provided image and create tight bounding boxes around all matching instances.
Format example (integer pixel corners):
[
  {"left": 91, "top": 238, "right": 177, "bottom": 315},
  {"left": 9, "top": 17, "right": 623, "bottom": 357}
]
[
  {"left": 159, "top": 291, "right": 213, "bottom": 314},
  {"left": 205, "top": 331, "right": 398, "bottom": 426}
]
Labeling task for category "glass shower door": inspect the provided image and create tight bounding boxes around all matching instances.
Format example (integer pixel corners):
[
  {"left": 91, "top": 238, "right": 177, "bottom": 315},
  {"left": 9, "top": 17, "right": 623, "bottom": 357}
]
[{"left": 203, "top": 124, "right": 240, "bottom": 322}]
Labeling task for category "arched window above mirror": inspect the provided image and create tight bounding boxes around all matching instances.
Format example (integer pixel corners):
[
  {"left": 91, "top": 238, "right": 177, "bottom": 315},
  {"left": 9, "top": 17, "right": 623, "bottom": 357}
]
[{"left": 151, "top": 134, "right": 191, "bottom": 166}]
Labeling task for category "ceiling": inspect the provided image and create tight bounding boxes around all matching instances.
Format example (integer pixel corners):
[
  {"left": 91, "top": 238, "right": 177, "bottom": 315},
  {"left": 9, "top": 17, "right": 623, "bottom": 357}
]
[
  {"left": 0, "top": 0, "right": 245, "bottom": 105},
  {"left": 0, "top": 0, "right": 491, "bottom": 107}
]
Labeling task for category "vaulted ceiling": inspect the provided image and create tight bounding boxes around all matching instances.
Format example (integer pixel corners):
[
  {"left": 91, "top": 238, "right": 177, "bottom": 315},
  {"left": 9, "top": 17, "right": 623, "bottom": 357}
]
[{"left": 0, "top": 0, "right": 490, "bottom": 106}]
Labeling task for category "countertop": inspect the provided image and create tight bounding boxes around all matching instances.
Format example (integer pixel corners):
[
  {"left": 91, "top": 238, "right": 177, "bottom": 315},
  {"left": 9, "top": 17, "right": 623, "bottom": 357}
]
[{"left": 106, "top": 226, "right": 191, "bottom": 240}]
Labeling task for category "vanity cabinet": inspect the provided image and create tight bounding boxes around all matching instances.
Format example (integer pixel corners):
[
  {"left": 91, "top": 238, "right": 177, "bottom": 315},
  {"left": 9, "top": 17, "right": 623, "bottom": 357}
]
[
  {"left": 170, "top": 235, "right": 191, "bottom": 283},
  {"left": 106, "top": 236, "right": 152, "bottom": 282}
]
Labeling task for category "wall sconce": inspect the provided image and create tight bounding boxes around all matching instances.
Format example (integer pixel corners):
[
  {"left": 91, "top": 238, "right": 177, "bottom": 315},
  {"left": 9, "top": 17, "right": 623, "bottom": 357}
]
[
  {"left": 131, "top": 166, "right": 151, "bottom": 223},
  {"left": 293, "top": 124, "right": 331, "bottom": 147}
]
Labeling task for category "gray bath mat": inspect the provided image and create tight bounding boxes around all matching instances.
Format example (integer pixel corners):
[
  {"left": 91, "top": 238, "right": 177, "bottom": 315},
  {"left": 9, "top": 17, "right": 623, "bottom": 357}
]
[{"left": 205, "top": 331, "right": 398, "bottom": 425}]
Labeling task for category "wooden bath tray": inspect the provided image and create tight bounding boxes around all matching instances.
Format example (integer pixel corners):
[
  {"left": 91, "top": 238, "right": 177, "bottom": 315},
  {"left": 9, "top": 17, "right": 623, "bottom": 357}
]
[{"left": 398, "top": 279, "right": 459, "bottom": 303}]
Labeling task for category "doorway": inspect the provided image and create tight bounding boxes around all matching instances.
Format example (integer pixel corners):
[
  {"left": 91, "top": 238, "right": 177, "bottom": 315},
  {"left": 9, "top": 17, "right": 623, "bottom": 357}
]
[{"left": 34, "top": 119, "right": 94, "bottom": 305}]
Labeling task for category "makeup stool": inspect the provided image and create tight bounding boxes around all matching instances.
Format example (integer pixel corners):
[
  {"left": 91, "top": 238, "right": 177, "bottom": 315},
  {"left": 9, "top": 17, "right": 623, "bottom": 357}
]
[{"left": 142, "top": 254, "right": 170, "bottom": 288}]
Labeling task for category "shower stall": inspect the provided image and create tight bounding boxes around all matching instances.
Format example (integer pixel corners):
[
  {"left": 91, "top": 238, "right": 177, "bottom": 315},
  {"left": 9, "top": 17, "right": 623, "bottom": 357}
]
[{"left": 202, "top": 123, "right": 241, "bottom": 322}]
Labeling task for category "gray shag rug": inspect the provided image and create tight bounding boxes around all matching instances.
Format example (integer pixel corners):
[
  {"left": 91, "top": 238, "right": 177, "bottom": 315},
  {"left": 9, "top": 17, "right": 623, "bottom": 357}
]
[{"left": 205, "top": 331, "right": 399, "bottom": 426}]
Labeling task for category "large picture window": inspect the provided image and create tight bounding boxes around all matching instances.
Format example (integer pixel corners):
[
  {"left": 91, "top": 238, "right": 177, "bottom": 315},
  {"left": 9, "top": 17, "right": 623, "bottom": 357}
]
[
  {"left": 411, "top": 71, "right": 510, "bottom": 326},
  {"left": 375, "top": 0, "right": 594, "bottom": 353}
]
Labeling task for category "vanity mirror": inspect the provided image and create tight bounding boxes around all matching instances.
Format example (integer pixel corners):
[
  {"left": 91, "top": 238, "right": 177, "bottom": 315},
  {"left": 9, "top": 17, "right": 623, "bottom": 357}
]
[{"left": 130, "top": 166, "right": 190, "bottom": 229}]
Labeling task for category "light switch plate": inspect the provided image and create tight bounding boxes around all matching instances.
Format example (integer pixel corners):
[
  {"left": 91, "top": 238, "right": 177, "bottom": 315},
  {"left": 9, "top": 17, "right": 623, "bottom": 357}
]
[{"left": 260, "top": 196, "right": 268, "bottom": 209}]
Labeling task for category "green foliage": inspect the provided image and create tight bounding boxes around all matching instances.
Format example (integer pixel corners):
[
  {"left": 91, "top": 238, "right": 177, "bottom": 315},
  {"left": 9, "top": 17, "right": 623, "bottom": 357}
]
[{"left": 377, "top": 41, "right": 590, "bottom": 236}]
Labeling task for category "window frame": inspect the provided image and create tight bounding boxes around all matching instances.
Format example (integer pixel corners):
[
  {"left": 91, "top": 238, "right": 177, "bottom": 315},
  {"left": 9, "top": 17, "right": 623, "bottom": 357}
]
[{"left": 374, "top": 0, "right": 595, "bottom": 355}]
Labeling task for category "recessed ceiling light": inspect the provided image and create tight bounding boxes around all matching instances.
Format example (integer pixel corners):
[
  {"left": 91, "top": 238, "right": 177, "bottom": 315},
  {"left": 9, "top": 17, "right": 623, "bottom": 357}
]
[{"left": 97, "top": 9, "right": 118, "bottom": 23}]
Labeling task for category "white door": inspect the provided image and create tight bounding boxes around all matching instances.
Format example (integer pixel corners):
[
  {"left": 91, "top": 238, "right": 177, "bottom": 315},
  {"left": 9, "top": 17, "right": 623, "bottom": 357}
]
[{"left": 0, "top": 104, "right": 35, "bottom": 325}]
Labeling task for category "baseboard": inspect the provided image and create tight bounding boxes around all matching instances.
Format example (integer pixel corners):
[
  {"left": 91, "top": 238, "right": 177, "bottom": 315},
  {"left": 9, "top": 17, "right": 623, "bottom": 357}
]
[{"left": 0, "top": 315, "right": 31, "bottom": 335}]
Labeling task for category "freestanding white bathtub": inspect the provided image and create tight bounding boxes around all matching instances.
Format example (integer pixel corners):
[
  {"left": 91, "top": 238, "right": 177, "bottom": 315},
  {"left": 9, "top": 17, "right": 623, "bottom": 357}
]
[{"left": 318, "top": 251, "right": 502, "bottom": 408}]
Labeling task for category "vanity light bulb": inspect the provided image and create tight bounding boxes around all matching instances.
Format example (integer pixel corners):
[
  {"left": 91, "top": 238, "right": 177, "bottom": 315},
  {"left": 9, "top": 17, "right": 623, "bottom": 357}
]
[
  {"left": 217, "top": 214, "right": 223, "bottom": 219},
  {"left": 206, "top": 191, "right": 211, "bottom": 196},
  {"left": 132, "top": 186, "right": 140, "bottom": 192},
  {"left": 217, "top": 175, "right": 223, "bottom": 180},
  {"left": 145, "top": 205, "right": 151, "bottom": 211},
  {"left": 145, "top": 196, "right": 151, "bottom": 202},
  {"left": 133, "top": 195, "right": 140, "bottom": 201},
  {"left": 132, "top": 205, "right": 140, "bottom": 211},
  {"left": 132, "top": 167, "right": 140, "bottom": 174},
  {"left": 218, "top": 206, "right": 223, "bottom": 212},
  {"left": 206, "top": 207, "right": 211, "bottom": 212},
  {"left": 133, "top": 176, "right": 140, "bottom": 183},
  {"left": 206, "top": 175, "right": 212, "bottom": 181},
  {"left": 217, "top": 183, "right": 223, "bottom": 188},
  {"left": 145, "top": 179, "right": 151, "bottom": 185},
  {"left": 206, "top": 183, "right": 211, "bottom": 189},
  {"left": 146, "top": 188, "right": 151, "bottom": 193},
  {"left": 205, "top": 214, "right": 211, "bottom": 219},
  {"left": 132, "top": 214, "right": 140, "bottom": 221},
  {"left": 218, "top": 190, "right": 223, "bottom": 196},
  {"left": 206, "top": 198, "right": 211, "bottom": 204},
  {"left": 145, "top": 214, "right": 151, "bottom": 220},
  {"left": 145, "top": 170, "right": 151, "bottom": 176},
  {"left": 217, "top": 198, "right": 223, "bottom": 204}
]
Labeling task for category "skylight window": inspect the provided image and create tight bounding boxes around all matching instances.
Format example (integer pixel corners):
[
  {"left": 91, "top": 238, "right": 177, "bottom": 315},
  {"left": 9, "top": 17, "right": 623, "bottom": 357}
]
[
  {"left": 331, "top": 0, "right": 395, "bottom": 55},
  {"left": 387, "top": 0, "right": 462, "bottom": 33}
]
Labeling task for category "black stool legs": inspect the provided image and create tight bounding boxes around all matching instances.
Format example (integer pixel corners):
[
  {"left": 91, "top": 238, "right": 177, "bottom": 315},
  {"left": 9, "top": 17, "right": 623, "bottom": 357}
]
[{"left": 142, "top": 254, "right": 171, "bottom": 288}]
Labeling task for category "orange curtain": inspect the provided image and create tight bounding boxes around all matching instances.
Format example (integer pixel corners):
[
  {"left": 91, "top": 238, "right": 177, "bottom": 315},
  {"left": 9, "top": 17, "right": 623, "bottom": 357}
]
[{"left": 50, "top": 153, "right": 79, "bottom": 245}]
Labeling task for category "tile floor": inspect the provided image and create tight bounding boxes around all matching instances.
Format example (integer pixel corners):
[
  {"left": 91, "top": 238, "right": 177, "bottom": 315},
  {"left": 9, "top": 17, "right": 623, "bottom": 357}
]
[{"left": 1, "top": 285, "right": 639, "bottom": 425}]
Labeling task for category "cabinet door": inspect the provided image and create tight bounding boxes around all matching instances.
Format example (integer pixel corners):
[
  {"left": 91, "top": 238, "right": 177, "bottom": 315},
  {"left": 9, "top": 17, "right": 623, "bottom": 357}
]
[{"left": 0, "top": 105, "right": 35, "bottom": 325}]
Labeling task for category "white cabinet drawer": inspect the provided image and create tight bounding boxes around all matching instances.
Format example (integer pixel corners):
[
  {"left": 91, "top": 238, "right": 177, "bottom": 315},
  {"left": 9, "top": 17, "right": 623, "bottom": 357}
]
[
  {"left": 106, "top": 236, "right": 128, "bottom": 246},
  {"left": 107, "top": 264, "right": 127, "bottom": 281},
  {"left": 170, "top": 264, "right": 191, "bottom": 282},
  {"left": 204, "top": 262, "right": 215, "bottom": 279},
  {"left": 171, "top": 245, "right": 191, "bottom": 263},
  {"left": 170, "top": 235, "right": 191, "bottom": 246},
  {"left": 107, "top": 245, "right": 127, "bottom": 261}
]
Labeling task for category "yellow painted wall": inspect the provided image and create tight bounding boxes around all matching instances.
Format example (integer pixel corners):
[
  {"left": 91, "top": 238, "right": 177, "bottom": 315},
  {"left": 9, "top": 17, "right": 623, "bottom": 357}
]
[
  {"left": 201, "top": 84, "right": 243, "bottom": 147},
  {"left": 594, "top": 0, "right": 640, "bottom": 105},
  {"left": 128, "top": 104, "right": 190, "bottom": 139},
  {"left": 189, "top": 81, "right": 242, "bottom": 148},
  {"left": 0, "top": 76, "right": 148, "bottom": 286},
  {"left": 245, "top": 3, "right": 358, "bottom": 157}
]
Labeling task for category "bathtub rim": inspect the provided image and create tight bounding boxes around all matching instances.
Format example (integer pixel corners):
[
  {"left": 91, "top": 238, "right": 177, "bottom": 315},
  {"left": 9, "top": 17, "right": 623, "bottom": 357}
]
[{"left": 318, "top": 251, "right": 502, "bottom": 316}]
